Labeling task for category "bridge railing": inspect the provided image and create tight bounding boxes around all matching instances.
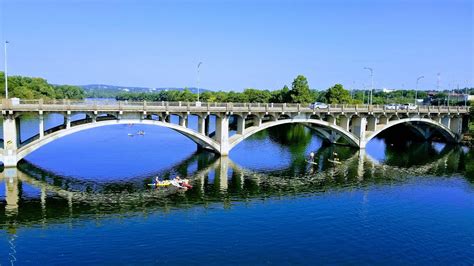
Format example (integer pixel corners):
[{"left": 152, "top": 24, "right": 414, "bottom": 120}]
[{"left": 1, "top": 99, "right": 470, "bottom": 114}]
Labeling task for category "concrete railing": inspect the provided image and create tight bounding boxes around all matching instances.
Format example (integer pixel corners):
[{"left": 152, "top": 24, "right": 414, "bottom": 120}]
[{"left": 0, "top": 99, "right": 470, "bottom": 114}]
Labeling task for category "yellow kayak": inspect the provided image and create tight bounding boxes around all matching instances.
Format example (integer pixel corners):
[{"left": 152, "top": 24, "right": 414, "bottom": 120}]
[{"left": 148, "top": 180, "right": 171, "bottom": 187}]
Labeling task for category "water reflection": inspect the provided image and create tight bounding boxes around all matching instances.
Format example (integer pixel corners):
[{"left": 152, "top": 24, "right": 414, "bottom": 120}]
[{"left": 0, "top": 142, "right": 470, "bottom": 230}]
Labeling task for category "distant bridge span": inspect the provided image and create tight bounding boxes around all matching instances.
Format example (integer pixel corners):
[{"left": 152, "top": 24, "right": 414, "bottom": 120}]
[{"left": 0, "top": 99, "right": 469, "bottom": 167}]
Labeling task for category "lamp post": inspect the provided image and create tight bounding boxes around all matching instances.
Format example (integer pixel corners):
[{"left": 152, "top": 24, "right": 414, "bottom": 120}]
[
  {"left": 465, "top": 80, "right": 468, "bottom": 107},
  {"left": 197, "top": 62, "right": 202, "bottom": 103},
  {"left": 415, "top": 76, "right": 424, "bottom": 105},
  {"left": 363, "top": 67, "right": 373, "bottom": 105},
  {"left": 4, "top": 41, "right": 9, "bottom": 99}
]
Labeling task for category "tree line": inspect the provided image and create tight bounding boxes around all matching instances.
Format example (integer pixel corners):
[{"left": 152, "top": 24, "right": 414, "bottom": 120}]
[
  {"left": 116, "top": 74, "right": 472, "bottom": 106},
  {"left": 116, "top": 75, "right": 355, "bottom": 104},
  {"left": 0, "top": 72, "right": 85, "bottom": 99},
  {"left": 1, "top": 72, "right": 471, "bottom": 106}
]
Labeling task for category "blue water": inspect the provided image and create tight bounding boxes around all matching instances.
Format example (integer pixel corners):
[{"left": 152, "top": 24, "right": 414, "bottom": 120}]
[{"left": 1, "top": 116, "right": 473, "bottom": 265}]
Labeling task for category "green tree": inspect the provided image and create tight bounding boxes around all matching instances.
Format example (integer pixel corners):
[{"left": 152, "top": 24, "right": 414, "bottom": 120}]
[
  {"left": 325, "top": 84, "right": 351, "bottom": 104},
  {"left": 289, "top": 75, "right": 313, "bottom": 103}
]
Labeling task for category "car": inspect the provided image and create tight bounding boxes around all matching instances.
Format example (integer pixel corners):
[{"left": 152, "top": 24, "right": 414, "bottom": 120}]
[
  {"left": 309, "top": 102, "right": 328, "bottom": 109},
  {"left": 403, "top": 104, "right": 417, "bottom": 110},
  {"left": 384, "top": 104, "right": 405, "bottom": 110},
  {"left": 384, "top": 104, "right": 398, "bottom": 110}
]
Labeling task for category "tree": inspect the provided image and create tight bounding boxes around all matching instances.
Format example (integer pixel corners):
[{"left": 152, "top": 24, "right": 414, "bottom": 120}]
[
  {"left": 325, "top": 84, "right": 351, "bottom": 104},
  {"left": 289, "top": 75, "right": 313, "bottom": 103}
]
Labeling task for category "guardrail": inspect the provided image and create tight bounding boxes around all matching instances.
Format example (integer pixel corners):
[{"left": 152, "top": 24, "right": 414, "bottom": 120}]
[{"left": 0, "top": 99, "right": 470, "bottom": 114}]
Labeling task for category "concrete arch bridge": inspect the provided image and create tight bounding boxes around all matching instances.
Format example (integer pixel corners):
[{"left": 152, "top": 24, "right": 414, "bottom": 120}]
[{"left": 0, "top": 99, "right": 469, "bottom": 167}]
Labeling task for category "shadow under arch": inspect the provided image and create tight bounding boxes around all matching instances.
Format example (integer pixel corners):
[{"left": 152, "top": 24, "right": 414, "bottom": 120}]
[
  {"left": 365, "top": 118, "right": 458, "bottom": 145},
  {"left": 228, "top": 118, "right": 360, "bottom": 151},
  {"left": 14, "top": 120, "right": 221, "bottom": 164}
]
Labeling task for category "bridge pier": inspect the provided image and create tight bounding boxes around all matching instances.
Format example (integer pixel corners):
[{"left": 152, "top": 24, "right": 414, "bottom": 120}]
[
  {"left": 351, "top": 116, "right": 367, "bottom": 148},
  {"left": 2, "top": 115, "right": 18, "bottom": 167},
  {"left": 215, "top": 115, "right": 229, "bottom": 156}
]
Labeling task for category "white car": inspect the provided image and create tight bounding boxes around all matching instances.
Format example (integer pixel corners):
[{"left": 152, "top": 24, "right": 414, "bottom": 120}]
[
  {"left": 385, "top": 103, "right": 402, "bottom": 110},
  {"left": 403, "top": 104, "right": 417, "bottom": 110},
  {"left": 309, "top": 102, "right": 328, "bottom": 109}
]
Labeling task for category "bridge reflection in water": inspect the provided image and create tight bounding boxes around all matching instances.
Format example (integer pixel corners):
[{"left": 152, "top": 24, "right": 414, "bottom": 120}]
[{"left": 0, "top": 142, "right": 470, "bottom": 231}]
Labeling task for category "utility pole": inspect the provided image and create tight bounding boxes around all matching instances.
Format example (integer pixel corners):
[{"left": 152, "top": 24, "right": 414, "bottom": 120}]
[
  {"left": 415, "top": 76, "right": 424, "bottom": 105},
  {"left": 197, "top": 62, "right": 202, "bottom": 104},
  {"left": 364, "top": 67, "right": 373, "bottom": 105},
  {"left": 465, "top": 81, "right": 468, "bottom": 107},
  {"left": 436, "top": 73, "right": 440, "bottom": 91},
  {"left": 362, "top": 83, "right": 366, "bottom": 105},
  {"left": 4, "top": 41, "right": 9, "bottom": 99}
]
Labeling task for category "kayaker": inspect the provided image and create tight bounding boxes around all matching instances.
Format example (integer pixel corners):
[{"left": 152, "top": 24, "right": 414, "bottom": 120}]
[{"left": 155, "top": 176, "right": 161, "bottom": 184}]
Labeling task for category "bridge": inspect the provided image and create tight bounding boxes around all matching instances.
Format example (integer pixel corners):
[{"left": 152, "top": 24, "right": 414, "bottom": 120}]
[{"left": 0, "top": 99, "right": 470, "bottom": 167}]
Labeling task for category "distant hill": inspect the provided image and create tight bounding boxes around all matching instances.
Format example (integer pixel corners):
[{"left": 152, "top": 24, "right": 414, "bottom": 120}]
[
  {"left": 81, "top": 84, "right": 209, "bottom": 98},
  {"left": 81, "top": 84, "right": 207, "bottom": 93}
]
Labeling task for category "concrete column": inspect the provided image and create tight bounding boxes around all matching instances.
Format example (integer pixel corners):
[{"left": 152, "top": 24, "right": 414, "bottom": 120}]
[
  {"left": 3, "top": 115, "right": 18, "bottom": 167},
  {"left": 4, "top": 168, "right": 19, "bottom": 217},
  {"left": 236, "top": 115, "right": 245, "bottom": 135},
  {"left": 379, "top": 115, "right": 388, "bottom": 125},
  {"left": 205, "top": 115, "right": 210, "bottom": 136},
  {"left": 441, "top": 115, "right": 450, "bottom": 128},
  {"left": 65, "top": 112, "right": 71, "bottom": 129},
  {"left": 449, "top": 117, "right": 462, "bottom": 136},
  {"left": 179, "top": 115, "right": 187, "bottom": 127},
  {"left": 215, "top": 115, "right": 229, "bottom": 155},
  {"left": 338, "top": 115, "right": 350, "bottom": 131},
  {"left": 326, "top": 115, "right": 336, "bottom": 125},
  {"left": 39, "top": 112, "right": 44, "bottom": 139},
  {"left": 367, "top": 116, "right": 377, "bottom": 131},
  {"left": 351, "top": 115, "right": 367, "bottom": 148},
  {"left": 198, "top": 116, "right": 206, "bottom": 135},
  {"left": 91, "top": 113, "right": 97, "bottom": 123},
  {"left": 253, "top": 115, "right": 262, "bottom": 127}
]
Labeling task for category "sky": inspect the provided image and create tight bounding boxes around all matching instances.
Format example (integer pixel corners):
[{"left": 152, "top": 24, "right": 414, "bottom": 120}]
[{"left": 0, "top": 0, "right": 472, "bottom": 91}]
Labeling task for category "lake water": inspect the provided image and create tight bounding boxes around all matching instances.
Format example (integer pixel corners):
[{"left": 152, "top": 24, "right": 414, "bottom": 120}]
[{"left": 0, "top": 115, "right": 473, "bottom": 265}]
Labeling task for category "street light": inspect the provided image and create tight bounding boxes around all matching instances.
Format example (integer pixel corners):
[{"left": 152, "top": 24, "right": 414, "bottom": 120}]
[
  {"left": 197, "top": 62, "right": 202, "bottom": 104},
  {"left": 4, "top": 41, "right": 9, "bottom": 99},
  {"left": 363, "top": 67, "right": 373, "bottom": 105},
  {"left": 415, "top": 76, "right": 424, "bottom": 105}
]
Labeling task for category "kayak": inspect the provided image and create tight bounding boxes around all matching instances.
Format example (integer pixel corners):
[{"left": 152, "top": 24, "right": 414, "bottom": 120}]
[
  {"left": 148, "top": 180, "right": 171, "bottom": 187},
  {"left": 149, "top": 179, "right": 192, "bottom": 189}
]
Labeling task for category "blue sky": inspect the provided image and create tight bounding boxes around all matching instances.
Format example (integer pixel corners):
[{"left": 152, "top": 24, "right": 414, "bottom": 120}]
[{"left": 0, "top": 0, "right": 472, "bottom": 91}]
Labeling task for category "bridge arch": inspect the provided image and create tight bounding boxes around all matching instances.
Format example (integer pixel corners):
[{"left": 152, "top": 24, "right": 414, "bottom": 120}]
[
  {"left": 15, "top": 119, "right": 221, "bottom": 164},
  {"left": 227, "top": 118, "right": 360, "bottom": 151},
  {"left": 364, "top": 118, "right": 458, "bottom": 145}
]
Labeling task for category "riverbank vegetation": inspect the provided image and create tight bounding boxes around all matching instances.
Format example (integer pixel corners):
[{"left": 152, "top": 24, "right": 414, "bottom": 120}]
[{"left": 0, "top": 72, "right": 84, "bottom": 99}]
